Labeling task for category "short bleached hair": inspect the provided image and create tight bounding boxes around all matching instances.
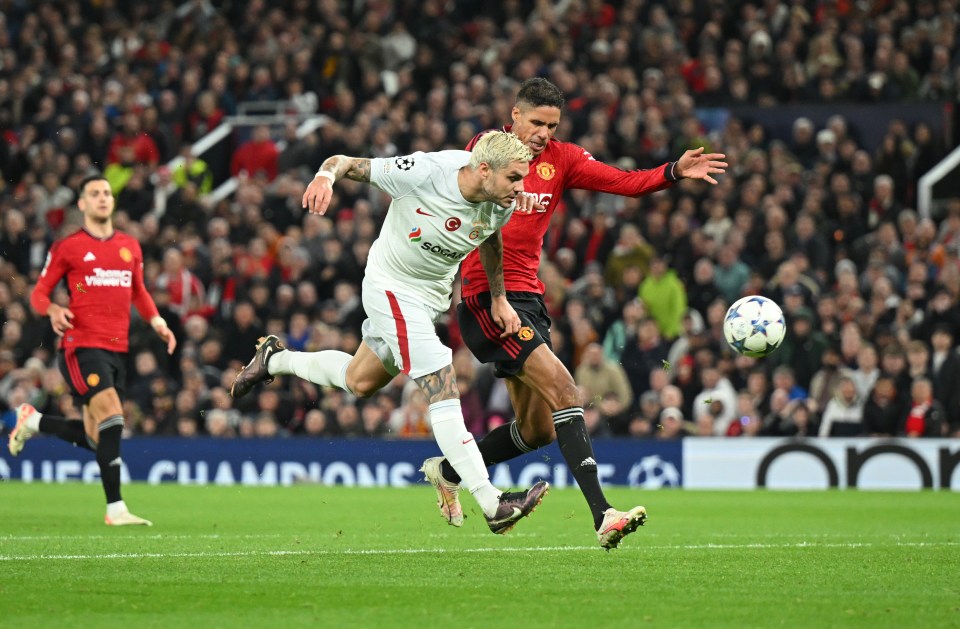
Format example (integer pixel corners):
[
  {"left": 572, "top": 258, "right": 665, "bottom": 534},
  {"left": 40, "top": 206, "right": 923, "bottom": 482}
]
[{"left": 469, "top": 131, "right": 533, "bottom": 171}]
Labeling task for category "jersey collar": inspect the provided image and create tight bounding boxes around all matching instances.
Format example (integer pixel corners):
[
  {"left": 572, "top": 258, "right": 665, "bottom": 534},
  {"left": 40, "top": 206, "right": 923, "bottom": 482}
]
[{"left": 81, "top": 227, "right": 117, "bottom": 242}]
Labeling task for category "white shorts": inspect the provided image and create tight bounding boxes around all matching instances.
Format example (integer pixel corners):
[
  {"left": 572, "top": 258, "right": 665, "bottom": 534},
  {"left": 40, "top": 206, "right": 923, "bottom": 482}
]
[{"left": 360, "top": 278, "right": 452, "bottom": 379}]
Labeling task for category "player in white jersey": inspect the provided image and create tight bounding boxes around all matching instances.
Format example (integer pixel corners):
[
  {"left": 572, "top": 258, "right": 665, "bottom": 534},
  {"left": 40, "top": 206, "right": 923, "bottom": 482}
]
[{"left": 231, "top": 131, "right": 549, "bottom": 535}]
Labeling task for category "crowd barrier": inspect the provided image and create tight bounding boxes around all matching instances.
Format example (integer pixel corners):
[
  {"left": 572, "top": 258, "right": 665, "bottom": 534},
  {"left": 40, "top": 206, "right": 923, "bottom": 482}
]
[{"left": 1, "top": 437, "right": 957, "bottom": 490}]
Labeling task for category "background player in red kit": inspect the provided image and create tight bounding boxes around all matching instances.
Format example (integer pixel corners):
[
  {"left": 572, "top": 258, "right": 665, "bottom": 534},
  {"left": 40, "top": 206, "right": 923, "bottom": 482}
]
[
  {"left": 8, "top": 175, "right": 177, "bottom": 526},
  {"left": 422, "top": 78, "right": 726, "bottom": 548}
]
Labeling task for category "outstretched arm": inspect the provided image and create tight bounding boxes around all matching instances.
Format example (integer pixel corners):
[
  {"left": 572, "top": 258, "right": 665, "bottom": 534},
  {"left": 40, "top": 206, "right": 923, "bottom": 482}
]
[
  {"left": 302, "top": 156, "right": 371, "bottom": 215},
  {"left": 673, "top": 147, "right": 728, "bottom": 184},
  {"left": 478, "top": 230, "right": 521, "bottom": 338}
]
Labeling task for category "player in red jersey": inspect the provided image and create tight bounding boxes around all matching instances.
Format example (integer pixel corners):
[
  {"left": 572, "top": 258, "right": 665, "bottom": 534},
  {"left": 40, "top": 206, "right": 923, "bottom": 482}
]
[
  {"left": 422, "top": 78, "right": 727, "bottom": 548},
  {"left": 8, "top": 175, "right": 177, "bottom": 526}
]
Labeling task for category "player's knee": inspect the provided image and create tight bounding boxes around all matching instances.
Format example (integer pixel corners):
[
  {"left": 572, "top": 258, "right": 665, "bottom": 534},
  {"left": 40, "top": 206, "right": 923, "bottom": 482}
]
[
  {"left": 345, "top": 374, "right": 377, "bottom": 399},
  {"left": 546, "top": 379, "right": 582, "bottom": 411}
]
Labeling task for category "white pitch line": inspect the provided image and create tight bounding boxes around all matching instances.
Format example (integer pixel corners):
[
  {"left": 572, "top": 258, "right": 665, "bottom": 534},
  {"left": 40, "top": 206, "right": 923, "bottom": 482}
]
[
  {"left": 0, "top": 541, "right": 957, "bottom": 562},
  {"left": 0, "top": 533, "right": 287, "bottom": 541}
]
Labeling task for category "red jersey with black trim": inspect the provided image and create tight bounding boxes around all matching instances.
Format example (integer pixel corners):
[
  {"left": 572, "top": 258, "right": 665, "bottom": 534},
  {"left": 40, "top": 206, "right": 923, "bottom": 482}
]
[
  {"left": 460, "top": 126, "right": 675, "bottom": 297},
  {"left": 30, "top": 228, "right": 159, "bottom": 352}
]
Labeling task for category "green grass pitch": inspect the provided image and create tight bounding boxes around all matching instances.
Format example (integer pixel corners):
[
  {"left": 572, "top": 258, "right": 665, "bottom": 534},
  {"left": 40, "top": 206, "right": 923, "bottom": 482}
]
[{"left": 0, "top": 483, "right": 957, "bottom": 628}]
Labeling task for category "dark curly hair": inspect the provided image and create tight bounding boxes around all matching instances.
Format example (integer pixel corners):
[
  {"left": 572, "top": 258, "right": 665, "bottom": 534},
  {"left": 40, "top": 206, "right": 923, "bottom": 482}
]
[{"left": 516, "top": 78, "right": 565, "bottom": 109}]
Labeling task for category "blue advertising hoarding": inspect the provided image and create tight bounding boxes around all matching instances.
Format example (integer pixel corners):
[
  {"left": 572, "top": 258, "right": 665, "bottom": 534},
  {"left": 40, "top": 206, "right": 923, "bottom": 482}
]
[{"left": 0, "top": 437, "right": 683, "bottom": 488}]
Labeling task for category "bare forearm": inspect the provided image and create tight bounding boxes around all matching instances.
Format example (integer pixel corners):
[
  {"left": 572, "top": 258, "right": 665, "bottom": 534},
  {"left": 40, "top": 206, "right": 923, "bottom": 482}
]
[
  {"left": 317, "top": 155, "right": 371, "bottom": 183},
  {"left": 479, "top": 231, "right": 506, "bottom": 298}
]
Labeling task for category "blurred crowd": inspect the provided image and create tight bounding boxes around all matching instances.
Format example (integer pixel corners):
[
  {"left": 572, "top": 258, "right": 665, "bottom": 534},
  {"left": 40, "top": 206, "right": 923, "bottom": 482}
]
[{"left": 2, "top": 0, "right": 960, "bottom": 441}]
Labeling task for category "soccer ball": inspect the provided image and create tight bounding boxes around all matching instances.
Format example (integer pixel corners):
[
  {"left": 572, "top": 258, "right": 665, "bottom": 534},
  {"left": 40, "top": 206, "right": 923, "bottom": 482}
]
[{"left": 723, "top": 295, "right": 786, "bottom": 358}]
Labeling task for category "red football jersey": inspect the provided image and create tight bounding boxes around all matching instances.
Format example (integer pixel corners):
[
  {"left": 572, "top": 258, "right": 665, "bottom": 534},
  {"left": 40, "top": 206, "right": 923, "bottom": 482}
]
[
  {"left": 460, "top": 126, "right": 675, "bottom": 297},
  {"left": 31, "top": 228, "right": 159, "bottom": 352}
]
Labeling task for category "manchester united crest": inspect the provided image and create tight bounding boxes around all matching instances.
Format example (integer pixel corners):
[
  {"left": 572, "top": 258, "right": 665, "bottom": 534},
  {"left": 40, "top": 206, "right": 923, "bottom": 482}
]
[
  {"left": 518, "top": 326, "right": 534, "bottom": 341},
  {"left": 536, "top": 162, "right": 556, "bottom": 181},
  {"left": 119, "top": 247, "right": 133, "bottom": 262},
  {"left": 87, "top": 373, "right": 101, "bottom": 387}
]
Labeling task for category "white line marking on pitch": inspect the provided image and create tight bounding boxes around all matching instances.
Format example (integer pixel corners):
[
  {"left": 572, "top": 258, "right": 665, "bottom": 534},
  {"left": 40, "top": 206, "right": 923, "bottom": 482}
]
[
  {"left": 0, "top": 541, "right": 957, "bottom": 562},
  {"left": 0, "top": 533, "right": 287, "bottom": 541}
]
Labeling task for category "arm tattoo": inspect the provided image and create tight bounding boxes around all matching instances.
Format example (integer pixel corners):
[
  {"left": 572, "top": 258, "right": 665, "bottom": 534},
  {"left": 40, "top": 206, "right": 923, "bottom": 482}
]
[
  {"left": 414, "top": 364, "right": 460, "bottom": 405},
  {"left": 478, "top": 229, "right": 506, "bottom": 298},
  {"left": 318, "top": 155, "right": 372, "bottom": 183}
]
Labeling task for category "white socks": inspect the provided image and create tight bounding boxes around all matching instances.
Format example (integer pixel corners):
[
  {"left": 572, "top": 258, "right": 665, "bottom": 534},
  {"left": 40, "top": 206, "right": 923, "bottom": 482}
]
[
  {"left": 428, "top": 399, "right": 500, "bottom": 517},
  {"left": 268, "top": 349, "right": 351, "bottom": 390},
  {"left": 25, "top": 409, "right": 41, "bottom": 431},
  {"left": 106, "top": 500, "right": 127, "bottom": 517}
]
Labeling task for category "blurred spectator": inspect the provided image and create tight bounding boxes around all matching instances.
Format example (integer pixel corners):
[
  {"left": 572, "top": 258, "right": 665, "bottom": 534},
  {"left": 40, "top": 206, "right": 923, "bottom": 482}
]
[
  {"left": 171, "top": 145, "right": 213, "bottom": 194},
  {"left": 620, "top": 318, "right": 669, "bottom": 405},
  {"left": 901, "top": 378, "right": 945, "bottom": 437},
  {"left": 776, "top": 398, "right": 820, "bottom": 438},
  {"left": 862, "top": 376, "right": 905, "bottom": 437},
  {"left": 575, "top": 343, "right": 634, "bottom": 427},
  {"left": 639, "top": 254, "right": 687, "bottom": 340},
  {"left": 231, "top": 125, "right": 280, "bottom": 181},
  {"left": 818, "top": 376, "right": 866, "bottom": 437},
  {"left": 773, "top": 307, "right": 829, "bottom": 390},
  {"left": 656, "top": 407, "right": 687, "bottom": 440},
  {"left": 692, "top": 366, "right": 738, "bottom": 435},
  {"left": 155, "top": 248, "right": 207, "bottom": 321},
  {"left": 929, "top": 325, "right": 960, "bottom": 418},
  {"left": 808, "top": 346, "right": 850, "bottom": 412},
  {"left": 602, "top": 298, "right": 645, "bottom": 363},
  {"left": 107, "top": 111, "right": 160, "bottom": 167}
]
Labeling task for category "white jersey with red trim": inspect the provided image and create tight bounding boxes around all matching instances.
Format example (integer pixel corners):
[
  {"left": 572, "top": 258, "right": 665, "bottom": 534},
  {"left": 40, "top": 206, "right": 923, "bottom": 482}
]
[{"left": 367, "top": 151, "right": 515, "bottom": 312}]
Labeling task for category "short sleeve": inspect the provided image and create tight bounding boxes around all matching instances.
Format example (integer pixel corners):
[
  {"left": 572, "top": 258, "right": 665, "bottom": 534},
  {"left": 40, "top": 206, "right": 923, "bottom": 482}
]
[{"left": 370, "top": 152, "right": 432, "bottom": 198}]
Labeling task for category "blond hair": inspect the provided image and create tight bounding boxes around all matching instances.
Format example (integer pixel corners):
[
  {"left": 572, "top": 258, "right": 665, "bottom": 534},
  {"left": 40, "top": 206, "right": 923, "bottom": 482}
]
[{"left": 469, "top": 131, "right": 533, "bottom": 171}]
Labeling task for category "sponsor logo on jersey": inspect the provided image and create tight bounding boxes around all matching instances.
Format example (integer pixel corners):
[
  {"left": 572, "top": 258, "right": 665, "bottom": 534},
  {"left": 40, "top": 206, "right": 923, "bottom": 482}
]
[
  {"left": 536, "top": 162, "right": 556, "bottom": 180},
  {"left": 408, "top": 227, "right": 422, "bottom": 242},
  {"left": 84, "top": 268, "right": 133, "bottom": 287},
  {"left": 83, "top": 251, "right": 96, "bottom": 262},
  {"left": 515, "top": 192, "right": 553, "bottom": 214},
  {"left": 119, "top": 247, "right": 133, "bottom": 262},
  {"left": 395, "top": 156, "right": 415, "bottom": 171},
  {"left": 445, "top": 217, "right": 461, "bottom": 232},
  {"left": 86, "top": 373, "right": 100, "bottom": 387},
  {"left": 419, "top": 242, "right": 466, "bottom": 260},
  {"left": 518, "top": 326, "right": 534, "bottom": 341}
]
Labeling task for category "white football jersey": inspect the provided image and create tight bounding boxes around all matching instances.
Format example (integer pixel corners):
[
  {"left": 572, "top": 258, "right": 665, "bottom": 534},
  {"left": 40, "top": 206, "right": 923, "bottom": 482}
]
[{"left": 366, "top": 151, "right": 515, "bottom": 312}]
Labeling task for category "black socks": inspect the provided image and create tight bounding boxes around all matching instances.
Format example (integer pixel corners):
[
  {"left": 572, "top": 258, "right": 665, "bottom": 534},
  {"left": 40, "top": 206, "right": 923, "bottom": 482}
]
[
  {"left": 95, "top": 415, "right": 125, "bottom": 504},
  {"left": 38, "top": 415, "right": 95, "bottom": 451},
  {"left": 553, "top": 408, "right": 612, "bottom": 530}
]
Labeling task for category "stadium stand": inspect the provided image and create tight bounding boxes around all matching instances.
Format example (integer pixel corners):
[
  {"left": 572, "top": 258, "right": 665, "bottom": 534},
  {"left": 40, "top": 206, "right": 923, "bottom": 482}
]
[{"left": 1, "top": 0, "right": 959, "bottom": 439}]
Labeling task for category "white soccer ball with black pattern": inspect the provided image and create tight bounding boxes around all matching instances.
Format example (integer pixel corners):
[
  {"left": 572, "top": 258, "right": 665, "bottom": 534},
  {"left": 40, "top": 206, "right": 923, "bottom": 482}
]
[{"left": 723, "top": 295, "right": 786, "bottom": 358}]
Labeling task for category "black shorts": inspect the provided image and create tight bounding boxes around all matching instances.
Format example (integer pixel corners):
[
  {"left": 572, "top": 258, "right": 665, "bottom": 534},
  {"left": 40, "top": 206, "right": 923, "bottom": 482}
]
[
  {"left": 58, "top": 347, "right": 127, "bottom": 404},
  {"left": 457, "top": 291, "right": 553, "bottom": 378}
]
